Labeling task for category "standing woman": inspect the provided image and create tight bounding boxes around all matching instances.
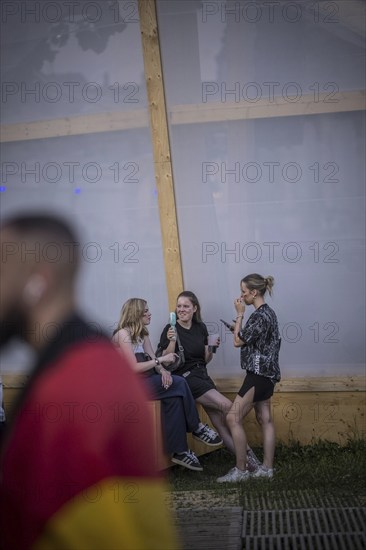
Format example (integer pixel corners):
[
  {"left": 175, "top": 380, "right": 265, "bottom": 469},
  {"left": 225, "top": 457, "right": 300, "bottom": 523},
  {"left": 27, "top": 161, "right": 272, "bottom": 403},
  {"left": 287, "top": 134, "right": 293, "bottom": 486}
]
[
  {"left": 159, "top": 290, "right": 259, "bottom": 469},
  {"left": 113, "top": 298, "right": 222, "bottom": 471},
  {"left": 217, "top": 274, "right": 281, "bottom": 483}
]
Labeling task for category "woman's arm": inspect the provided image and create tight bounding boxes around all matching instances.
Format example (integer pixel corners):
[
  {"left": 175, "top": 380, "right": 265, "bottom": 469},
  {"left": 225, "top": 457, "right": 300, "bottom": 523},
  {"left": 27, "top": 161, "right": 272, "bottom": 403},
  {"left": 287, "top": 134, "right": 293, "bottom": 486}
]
[
  {"left": 233, "top": 298, "right": 246, "bottom": 347},
  {"left": 233, "top": 315, "right": 245, "bottom": 347},
  {"left": 205, "top": 346, "right": 213, "bottom": 363},
  {"left": 143, "top": 336, "right": 173, "bottom": 387},
  {"left": 161, "top": 326, "right": 177, "bottom": 354},
  {"left": 143, "top": 336, "right": 176, "bottom": 371},
  {"left": 204, "top": 329, "right": 220, "bottom": 363},
  {"left": 112, "top": 329, "right": 158, "bottom": 374}
]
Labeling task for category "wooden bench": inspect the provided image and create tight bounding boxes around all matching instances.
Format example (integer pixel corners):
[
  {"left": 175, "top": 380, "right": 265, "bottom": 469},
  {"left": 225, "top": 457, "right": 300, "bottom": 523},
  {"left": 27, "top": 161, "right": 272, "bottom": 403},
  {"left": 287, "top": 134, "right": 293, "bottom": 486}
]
[
  {"left": 1, "top": 374, "right": 219, "bottom": 470},
  {"left": 148, "top": 399, "right": 222, "bottom": 470},
  {"left": 2, "top": 374, "right": 365, "bottom": 471}
]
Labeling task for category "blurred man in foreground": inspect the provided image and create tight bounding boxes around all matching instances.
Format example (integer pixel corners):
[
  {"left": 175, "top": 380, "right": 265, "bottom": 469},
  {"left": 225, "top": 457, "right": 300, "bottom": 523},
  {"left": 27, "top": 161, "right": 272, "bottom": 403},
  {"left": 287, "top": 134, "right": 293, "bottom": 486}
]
[{"left": 0, "top": 213, "right": 178, "bottom": 550}]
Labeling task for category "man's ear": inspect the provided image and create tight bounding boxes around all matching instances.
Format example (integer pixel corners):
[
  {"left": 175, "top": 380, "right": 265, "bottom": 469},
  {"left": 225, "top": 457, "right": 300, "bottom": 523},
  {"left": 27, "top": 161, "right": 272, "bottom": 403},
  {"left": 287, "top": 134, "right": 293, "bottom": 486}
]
[{"left": 22, "top": 274, "right": 47, "bottom": 306}]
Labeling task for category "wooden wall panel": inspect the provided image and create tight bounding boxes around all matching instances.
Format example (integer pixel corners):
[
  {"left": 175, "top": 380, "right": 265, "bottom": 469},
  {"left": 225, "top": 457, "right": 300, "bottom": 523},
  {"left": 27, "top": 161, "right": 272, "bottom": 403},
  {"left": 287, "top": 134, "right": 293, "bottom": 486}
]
[{"left": 2, "top": 374, "right": 365, "bottom": 450}]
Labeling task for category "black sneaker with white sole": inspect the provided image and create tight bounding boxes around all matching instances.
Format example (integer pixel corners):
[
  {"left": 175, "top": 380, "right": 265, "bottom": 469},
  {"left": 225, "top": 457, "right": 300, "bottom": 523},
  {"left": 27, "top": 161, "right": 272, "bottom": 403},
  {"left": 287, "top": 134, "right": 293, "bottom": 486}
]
[
  {"left": 192, "top": 424, "right": 223, "bottom": 446},
  {"left": 171, "top": 450, "right": 203, "bottom": 471}
]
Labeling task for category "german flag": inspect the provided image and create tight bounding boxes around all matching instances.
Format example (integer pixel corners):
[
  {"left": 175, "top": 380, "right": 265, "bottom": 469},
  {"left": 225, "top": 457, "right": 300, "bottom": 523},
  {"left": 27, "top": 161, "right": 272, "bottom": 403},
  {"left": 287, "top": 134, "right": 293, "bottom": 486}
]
[{"left": 0, "top": 317, "right": 179, "bottom": 549}]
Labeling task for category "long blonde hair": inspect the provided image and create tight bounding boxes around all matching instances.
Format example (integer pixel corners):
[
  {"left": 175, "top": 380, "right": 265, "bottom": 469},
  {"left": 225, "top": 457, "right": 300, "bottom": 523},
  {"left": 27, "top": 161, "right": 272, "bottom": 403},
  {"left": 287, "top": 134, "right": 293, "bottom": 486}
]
[{"left": 115, "top": 298, "right": 149, "bottom": 343}]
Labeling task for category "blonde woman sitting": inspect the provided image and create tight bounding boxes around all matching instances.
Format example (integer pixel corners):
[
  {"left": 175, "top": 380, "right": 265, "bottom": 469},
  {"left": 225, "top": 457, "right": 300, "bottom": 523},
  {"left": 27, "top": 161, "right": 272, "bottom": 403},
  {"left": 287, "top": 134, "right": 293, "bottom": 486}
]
[{"left": 113, "top": 298, "right": 223, "bottom": 471}]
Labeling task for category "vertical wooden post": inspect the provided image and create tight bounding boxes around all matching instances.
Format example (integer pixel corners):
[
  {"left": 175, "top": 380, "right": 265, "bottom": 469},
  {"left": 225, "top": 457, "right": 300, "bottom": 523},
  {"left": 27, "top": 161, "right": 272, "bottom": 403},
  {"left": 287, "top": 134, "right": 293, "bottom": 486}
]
[{"left": 138, "top": 0, "right": 184, "bottom": 310}]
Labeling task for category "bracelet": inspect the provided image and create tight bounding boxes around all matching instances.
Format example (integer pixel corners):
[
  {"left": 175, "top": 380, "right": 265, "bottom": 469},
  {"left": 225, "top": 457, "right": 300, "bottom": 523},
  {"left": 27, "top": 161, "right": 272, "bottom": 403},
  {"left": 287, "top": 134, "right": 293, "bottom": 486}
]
[
  {"left": 236, "top": 315, "right": 243, "bottom": 319},
  {"left": 154, "top": 358, "right": 162, "bottom": 374}
]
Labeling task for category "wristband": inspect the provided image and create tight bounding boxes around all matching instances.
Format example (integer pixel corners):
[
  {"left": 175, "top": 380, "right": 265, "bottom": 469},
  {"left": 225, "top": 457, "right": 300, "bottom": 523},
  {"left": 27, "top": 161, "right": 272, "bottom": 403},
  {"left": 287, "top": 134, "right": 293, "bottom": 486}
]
[{"left": 154, "top": 358, "right": 162, "bottom": 374}]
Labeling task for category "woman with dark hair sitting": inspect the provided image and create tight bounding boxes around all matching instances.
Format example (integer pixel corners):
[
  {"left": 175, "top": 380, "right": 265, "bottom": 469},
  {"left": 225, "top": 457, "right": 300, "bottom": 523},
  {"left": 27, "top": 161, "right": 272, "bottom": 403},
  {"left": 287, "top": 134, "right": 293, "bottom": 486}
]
[
  {"left": 159, "top": 291, "right": 260, "bottom": 472},
  {"left": 113, "top": 298, "right": 222, "bottom": 471}
]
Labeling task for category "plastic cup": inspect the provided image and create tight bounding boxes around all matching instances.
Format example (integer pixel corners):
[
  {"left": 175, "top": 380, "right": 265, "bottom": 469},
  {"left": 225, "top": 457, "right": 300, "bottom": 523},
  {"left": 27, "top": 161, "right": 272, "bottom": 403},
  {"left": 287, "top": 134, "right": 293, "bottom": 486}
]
[{"left": 208, "top": 333, "right": 219, "bottom": 353}]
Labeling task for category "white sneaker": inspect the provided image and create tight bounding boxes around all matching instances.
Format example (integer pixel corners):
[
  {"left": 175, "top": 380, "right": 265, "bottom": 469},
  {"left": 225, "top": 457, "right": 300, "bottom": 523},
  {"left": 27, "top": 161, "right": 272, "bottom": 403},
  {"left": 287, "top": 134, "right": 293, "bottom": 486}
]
[
  {"left": 217, "top": 467, "right": 250, "bottom": 483},
  {"left": 246, "top": 447, "right": 261, "bottom": 472},
  {"left": 251, "top": 465, "right": 274, "bottom": 479}
]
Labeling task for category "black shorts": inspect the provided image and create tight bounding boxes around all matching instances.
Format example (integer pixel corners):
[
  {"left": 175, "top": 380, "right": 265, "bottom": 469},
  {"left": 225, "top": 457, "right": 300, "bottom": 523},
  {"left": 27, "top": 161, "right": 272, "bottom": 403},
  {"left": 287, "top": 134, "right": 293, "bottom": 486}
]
[
  {"left": 181, "top": 365, "right": 216, "bottom": 399},
  {"left": 238, "top": 372, "right": 274, "bottom": 402}
]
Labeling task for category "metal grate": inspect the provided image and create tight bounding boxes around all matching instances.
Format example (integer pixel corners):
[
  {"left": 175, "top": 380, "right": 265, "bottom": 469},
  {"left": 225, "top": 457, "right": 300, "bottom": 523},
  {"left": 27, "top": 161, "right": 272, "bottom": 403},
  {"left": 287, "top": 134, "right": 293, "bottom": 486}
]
[
  {"left": 242, "top": 507, "right": 366, "bottom": 550},
  {"left": 240, "top": 490, "right": 363, "bottom": 511},
  {"left": 173, "top": 493, "right": 365, "bottom": 549},
  {"left": 242, "top": 532, "right": 366, "bottom": 550}
]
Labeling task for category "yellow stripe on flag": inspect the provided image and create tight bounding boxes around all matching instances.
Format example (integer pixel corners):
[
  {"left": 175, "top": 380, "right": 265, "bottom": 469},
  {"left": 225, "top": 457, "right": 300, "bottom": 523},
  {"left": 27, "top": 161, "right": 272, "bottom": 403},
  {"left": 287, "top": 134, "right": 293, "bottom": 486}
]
[{"left": 33, "top": 476, "right": 180, "bottom": 550}]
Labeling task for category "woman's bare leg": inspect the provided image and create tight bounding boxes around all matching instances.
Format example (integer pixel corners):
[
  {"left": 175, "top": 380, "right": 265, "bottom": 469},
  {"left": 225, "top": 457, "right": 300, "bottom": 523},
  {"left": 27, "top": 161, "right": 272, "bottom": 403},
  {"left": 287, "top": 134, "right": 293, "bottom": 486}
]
[
  {"left": 254, "top": 399, "right": 275, "bottom": 469},
  {"left": 226, "top": 388, "right": 255, "bottom": 470},
  {"left": 196, "top": 389, "right": 235, "bottom": 453}
]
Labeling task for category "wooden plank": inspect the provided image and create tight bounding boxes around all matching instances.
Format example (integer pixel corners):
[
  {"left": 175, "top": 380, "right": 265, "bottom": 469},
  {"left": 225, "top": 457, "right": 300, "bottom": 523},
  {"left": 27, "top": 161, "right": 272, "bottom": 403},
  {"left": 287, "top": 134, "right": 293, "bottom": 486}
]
[
  {"left": 1, "top": 373, "right": 30, "bottom": 388},
  {"left": 1, "top": 90, "right": 364, "bottom": 143},
  {"left": 0, "top": 109, "right": 148, "bottom": 143},
  {"left": 138, "top": 0, "right": 183, "bottom": 310},
  {"left": 2, "top": 375, "right": 365, "bottom": 447},
  {"left": 214, "top": 376, "right": 366, "bottom": 393},
  {"left": 147, "top": 400, "right": 170, "bottom": 470},
  {"left": 275, "top": 376, "right": 366, "bottom": 393},
  {"left": 170, "top": 90, "right": 366, "bottom": 125},
  {"left": 268, "top": 391, "right": 366, "bottom": 445},
  {"left": 3, "top": 373, "right": 364, "bottom": 392}
]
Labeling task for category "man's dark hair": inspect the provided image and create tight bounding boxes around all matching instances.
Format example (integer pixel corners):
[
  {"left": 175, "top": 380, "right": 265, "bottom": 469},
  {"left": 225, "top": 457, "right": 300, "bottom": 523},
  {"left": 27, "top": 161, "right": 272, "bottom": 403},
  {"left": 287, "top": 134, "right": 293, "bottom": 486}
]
[
  {"left": 2, "top": 213, "right": 78, "bottom": 243},
  {"left": 1, "top": 212, "right": 81, "bottom": 277}
]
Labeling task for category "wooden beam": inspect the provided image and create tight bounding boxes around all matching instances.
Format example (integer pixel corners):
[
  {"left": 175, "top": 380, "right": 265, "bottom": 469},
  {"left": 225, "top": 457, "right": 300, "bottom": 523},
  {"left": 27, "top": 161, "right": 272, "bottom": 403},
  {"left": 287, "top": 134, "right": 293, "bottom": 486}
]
[
  {"left": 4, "top": 374, "right": 364, "bottom": 393},
  {"left": 0, "top": 109, "right": 148, "bottom": 143},
  {"left": 170, "top": 90, "right": 366, "bottom": 125},
  {"left": 214, "top": 375, "right": 366, "bottom": 393},
  {"left": 1, "top": 90, "right": 364, "bottom": 143},
  {"left": 138, "top": 0, "right": 184, "bottom": 309},
  {"left": 3, "top": 374, "right": 365, "bottom": 447}
]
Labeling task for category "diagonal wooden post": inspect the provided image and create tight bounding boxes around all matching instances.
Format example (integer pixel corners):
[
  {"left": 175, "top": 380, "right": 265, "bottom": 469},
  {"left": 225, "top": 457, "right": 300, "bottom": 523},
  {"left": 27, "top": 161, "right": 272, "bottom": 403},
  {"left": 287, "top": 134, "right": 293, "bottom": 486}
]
[{"left": 138, "top": 0, "right": 184, "bottom": 310}]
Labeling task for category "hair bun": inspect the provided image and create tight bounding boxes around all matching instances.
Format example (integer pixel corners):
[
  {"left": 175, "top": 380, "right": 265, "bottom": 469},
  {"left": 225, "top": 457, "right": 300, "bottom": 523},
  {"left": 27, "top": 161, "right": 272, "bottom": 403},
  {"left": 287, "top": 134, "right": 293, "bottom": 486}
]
[{"left": 265, "top": 275, "right": 274, "bottom": 294}]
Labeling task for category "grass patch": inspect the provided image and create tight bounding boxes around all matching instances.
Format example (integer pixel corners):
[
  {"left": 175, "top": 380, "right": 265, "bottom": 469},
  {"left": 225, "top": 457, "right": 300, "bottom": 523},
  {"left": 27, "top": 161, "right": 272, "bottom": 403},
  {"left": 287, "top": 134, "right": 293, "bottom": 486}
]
[{"left": 166, "top": 439, "right": 366, "bottom": 507}]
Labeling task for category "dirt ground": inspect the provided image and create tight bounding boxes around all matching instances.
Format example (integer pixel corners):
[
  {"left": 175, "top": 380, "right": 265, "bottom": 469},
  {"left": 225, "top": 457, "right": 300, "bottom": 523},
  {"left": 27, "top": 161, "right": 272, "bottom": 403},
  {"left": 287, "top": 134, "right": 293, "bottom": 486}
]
[{"left": 165, "top": 489, "right": 240, "bottom": 510}]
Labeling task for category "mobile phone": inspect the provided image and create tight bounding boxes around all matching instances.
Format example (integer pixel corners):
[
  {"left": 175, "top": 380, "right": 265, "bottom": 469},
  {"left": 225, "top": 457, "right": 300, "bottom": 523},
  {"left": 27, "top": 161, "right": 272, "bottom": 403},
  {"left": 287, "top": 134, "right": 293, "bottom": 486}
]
[{"left": 220, "top": 319, "right": 233, "bottom": 330}]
